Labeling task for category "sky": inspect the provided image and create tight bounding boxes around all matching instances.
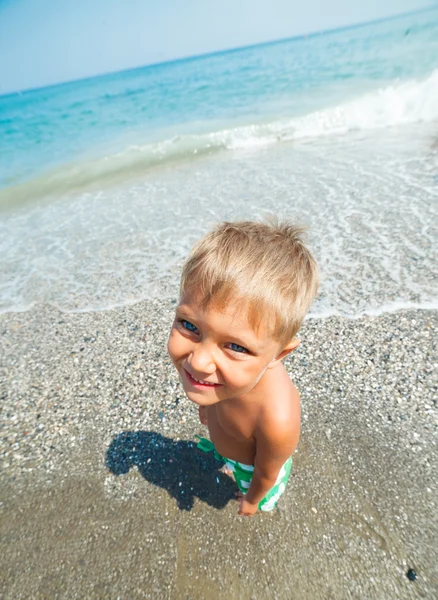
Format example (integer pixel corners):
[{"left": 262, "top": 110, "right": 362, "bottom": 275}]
[{"left": 0, "top": 0, "right": 435, "bottom": 94}]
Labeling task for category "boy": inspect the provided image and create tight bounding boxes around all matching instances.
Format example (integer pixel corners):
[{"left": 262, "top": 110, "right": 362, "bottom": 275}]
[{"left": 167, "top": 221, "right": 318, "bottom": 516}]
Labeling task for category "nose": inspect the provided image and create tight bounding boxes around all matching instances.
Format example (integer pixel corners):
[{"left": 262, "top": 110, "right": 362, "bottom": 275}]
[{"left": 188, "top": 343, "right": 216, "bottom": 375}]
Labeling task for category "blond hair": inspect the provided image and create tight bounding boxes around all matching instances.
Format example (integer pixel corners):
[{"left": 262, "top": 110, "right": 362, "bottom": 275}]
[{"left": 180, "top": 220, "right": 319, "bottom": 344}]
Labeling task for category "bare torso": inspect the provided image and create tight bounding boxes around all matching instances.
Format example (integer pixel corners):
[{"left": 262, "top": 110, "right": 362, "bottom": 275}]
[{"left": 205, "top": 363, "right": 300, "bottom": 464}]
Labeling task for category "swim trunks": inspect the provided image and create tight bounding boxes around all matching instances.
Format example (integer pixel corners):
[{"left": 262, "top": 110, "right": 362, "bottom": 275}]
[{"left": 195, "top": 436, "right": 292, "bottom": 512}]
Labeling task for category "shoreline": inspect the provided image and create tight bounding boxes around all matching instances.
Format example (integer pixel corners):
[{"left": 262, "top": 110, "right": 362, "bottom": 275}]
[
  {"left": 1, "top": 301, "right": 436, "bottom": 598},
  {"left": 2, "top": 297, "right": 438, "bottom": 319}
]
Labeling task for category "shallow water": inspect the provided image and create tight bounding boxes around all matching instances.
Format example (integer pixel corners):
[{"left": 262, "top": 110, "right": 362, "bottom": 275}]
[{"left": 1, "top": 122, "right": 437, "bottom": 316}]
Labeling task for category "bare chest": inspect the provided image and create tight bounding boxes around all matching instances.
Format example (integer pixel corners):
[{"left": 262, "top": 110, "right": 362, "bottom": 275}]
[{"left": 208, "top": 403, "right": 258, "bottom": 442}]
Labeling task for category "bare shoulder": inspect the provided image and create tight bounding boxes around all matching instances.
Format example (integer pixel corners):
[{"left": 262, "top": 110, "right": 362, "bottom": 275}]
[{"left": 256, "top": 364, "right": 301, "bottom": 450}]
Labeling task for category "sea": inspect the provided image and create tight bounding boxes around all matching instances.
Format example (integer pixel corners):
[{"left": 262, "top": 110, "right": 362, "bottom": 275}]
[{"left": 1, "top": 7, "right": 437, "bottom": 317}]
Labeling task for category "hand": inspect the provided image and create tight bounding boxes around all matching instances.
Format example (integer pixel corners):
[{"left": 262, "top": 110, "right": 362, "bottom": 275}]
[
  {"left": 198, "top": 406, "right": 208, "bottom": 426},
  {"left": 237, "top": 492, "right": 258, "bottom": 517}
]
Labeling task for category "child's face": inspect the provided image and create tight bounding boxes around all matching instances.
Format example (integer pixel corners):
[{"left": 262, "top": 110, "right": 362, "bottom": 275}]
[{"left": 167, "top": 290, "right": 284, "bottom": 406}]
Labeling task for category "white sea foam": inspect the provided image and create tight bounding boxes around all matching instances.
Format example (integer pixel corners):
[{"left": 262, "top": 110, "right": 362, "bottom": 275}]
[{"left": 226, "top": 68, "right": 438, "bottom": 148}]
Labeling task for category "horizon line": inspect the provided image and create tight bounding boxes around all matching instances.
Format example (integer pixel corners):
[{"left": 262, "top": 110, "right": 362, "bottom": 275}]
[{"left": 1, "top": 3, "right": 436, "bottom": 98}]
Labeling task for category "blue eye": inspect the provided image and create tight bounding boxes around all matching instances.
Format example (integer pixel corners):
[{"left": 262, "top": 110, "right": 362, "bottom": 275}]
[
  {"left": 182, "top": 320, "right": 198, "bottom": 333},
  {"left": 229, "top": 343, "right": 248, "bottom": 354}
]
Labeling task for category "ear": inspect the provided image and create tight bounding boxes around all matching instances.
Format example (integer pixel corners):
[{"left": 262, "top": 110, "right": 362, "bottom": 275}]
[{"left": 268, "top": 338, "right": 300, "bottom": 368}]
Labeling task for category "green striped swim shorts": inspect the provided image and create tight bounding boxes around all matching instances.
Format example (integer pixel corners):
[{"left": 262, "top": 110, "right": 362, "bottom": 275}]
[{"left": 195, "top": 436, "right": 292, "bottom": 512}]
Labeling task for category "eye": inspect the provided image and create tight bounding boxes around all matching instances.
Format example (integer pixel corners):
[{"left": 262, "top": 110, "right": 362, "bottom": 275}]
[
  {"left": 229, "top": 342, "right": 248, "bottom": 354},
  {"left": 181, "top": 319, "right": 198, "bottom": 333}
]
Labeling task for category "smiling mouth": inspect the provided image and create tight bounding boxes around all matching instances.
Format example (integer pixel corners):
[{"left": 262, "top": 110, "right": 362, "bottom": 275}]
[{"left": 184, "top": 369, "right": 221, "bottom": 388}]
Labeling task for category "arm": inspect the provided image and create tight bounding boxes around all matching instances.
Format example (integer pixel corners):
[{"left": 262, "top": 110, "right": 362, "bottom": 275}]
[{"left": 238, "top": 414, "right": 299, "bottom": 517}]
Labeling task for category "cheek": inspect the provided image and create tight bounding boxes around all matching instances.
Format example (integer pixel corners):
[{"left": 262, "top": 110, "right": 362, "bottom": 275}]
[{"left": 226, "top": 362, "right": 260, "bottom": 388}]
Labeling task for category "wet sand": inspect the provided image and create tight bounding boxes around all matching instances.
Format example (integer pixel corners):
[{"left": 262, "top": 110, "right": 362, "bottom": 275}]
[{"left": 1, "top": 301, "right": 436, "bottom": 599}]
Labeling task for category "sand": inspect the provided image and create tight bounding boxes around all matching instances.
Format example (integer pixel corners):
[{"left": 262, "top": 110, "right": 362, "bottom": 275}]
[{"left": 1, "top": 301, "right": 437, "bottom": 599}]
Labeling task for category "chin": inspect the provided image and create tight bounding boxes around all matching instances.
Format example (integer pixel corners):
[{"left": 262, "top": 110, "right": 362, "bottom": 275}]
[{"left": 186, "top": 393, "right": 219, "bottom": 407}]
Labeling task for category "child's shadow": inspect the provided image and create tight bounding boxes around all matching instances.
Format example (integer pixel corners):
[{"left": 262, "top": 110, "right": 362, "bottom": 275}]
[{"left": 106, "top": 431, "right": 237, "bottom": 511}]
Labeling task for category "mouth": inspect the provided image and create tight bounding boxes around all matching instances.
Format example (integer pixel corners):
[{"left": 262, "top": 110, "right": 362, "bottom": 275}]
[{"left": 183, "top": 368, "right": 221, "bottom": 389}]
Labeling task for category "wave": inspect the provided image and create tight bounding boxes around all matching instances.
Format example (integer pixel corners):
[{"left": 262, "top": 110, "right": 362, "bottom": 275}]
[
  {"left": 276, "top": 68, "right": 438, "bottom": 141},
  {"left": 1, "top": 69, "right": 437, "bottom": 208}
]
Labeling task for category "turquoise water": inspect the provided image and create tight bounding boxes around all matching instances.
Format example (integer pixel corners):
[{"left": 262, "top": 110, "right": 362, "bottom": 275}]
[
  {"left": 1, "top": 8, "right": 437, "bottom": 314},
  {"left": 1, "top": 8, "right": 437, "bottom": 192}
]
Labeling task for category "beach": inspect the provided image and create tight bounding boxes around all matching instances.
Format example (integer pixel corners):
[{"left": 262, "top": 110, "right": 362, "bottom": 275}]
[
  {"left": 1, "top": 7, "right": 438, "bottom": 598},
  {"left": 1, "top": 302, "right": 436, "bottom": 599}
]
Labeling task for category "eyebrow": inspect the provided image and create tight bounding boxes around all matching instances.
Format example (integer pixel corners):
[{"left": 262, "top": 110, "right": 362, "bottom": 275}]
[{"left": 175, "top": 306, "right": 195, "bottom": 320}]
